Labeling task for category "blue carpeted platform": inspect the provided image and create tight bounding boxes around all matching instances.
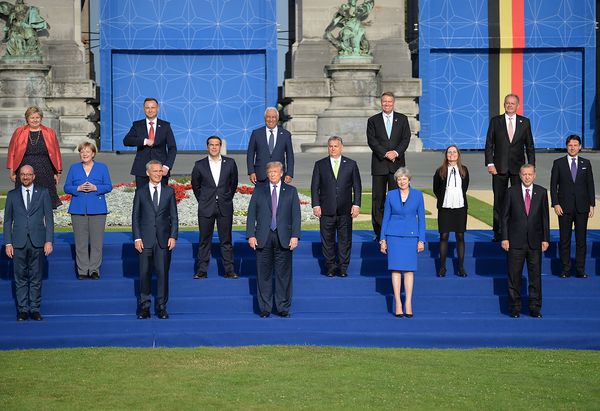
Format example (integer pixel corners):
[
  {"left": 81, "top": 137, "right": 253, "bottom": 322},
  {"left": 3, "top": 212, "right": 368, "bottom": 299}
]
[{"left": 1, "top": 230, "right": 599, "bottom": 350}]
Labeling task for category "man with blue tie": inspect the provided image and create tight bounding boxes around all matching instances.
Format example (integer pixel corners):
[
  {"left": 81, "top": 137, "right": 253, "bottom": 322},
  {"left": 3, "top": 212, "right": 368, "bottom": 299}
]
[
  {"left": 123, "top": 98, "right": 177, "bottom": 187},
  {"left": 247, "top": 161, "right": 301, "bottom": 318},
  {"left": 3, "top": 165, "right": 54, "bottom": 321},
  {"left": 246, "top": 107, "right": 294, "bottom": 185},
  {"left": 550, "top": 135, "right": 595, "bottom": 278},
  {"left": 311, "top": 136, "right": 362, "bottom": 277},
  {"left": 367, "top": 92, "right": 411, "bottom": 241},
  {"left": 132, "top": 160, "right": 178, "bottom": 320}
]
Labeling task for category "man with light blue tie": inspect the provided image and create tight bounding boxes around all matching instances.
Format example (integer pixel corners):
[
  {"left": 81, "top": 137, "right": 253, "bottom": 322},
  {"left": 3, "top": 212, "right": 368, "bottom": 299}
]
[
  {"left": 246, "top": 107, "right": 294, "bottom": 185},
  {"left": 367, "top": 92, "right": 411, "bottom": 241}
]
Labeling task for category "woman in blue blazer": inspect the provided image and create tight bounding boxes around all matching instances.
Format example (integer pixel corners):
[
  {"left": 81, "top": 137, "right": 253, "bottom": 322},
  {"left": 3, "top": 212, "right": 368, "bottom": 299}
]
[
  {"left": 64, "top": 142, "right": 112, "bottom": 280},
  {"left": 380, "top": 168, "right": 426, "bottom": 318}
]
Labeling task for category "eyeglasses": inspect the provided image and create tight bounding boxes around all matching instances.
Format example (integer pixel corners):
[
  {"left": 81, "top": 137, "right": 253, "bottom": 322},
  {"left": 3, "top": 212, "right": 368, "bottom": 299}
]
[{"left": 20, "top": 173, "right": 34, "bottom": 177}]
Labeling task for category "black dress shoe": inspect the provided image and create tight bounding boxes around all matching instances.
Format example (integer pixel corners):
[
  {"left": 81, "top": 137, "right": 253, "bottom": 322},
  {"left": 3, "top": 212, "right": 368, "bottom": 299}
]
[
  {"left": 457, "top": 268, "right": 468, "bottom": 277},
  {"left": 530, "top": 311, "right": 542, "bottom": 318},
  {"left": 338, "top": 272, "right": 348, "bottom": 277},
  {"left": 137, "top": 309, "right": 150, "bottom": 319},
  {"left": 510, "top": 311, "right": 520, "bottom": 318},
  {"left": 576, "top": 272, "right": 588, "bottom": 278},
  {"left": 157, "top": 309, "right": 169, "bottom": 319},
  {"left": 259, "top": 311, "right": 270, "bottom": 318},
  {"left": 223, "top": 272, "right": 238, "bottom": 279},
  {"left": 404, "top": 313, "right": 413, "bottom": 318},
  {"left": 193, "top": 272, "right": 208, "bottom": 279},
  {"left": 437, "top": 267, "right": 446, "bottom": 277},
  {"left": 560, "top": 271, "right": 570, "bottom": 278},
  {"left": 90, "top": 271, "right": 100, "bottom": 280},
  {"left": 278, "top": 311, "right": 290, "bottom": 318},
  {"left": 77, "top": 274, "right": 89, "bottom": 280},
  {"left": 30, "top": 312, "right": 43, "bottom": 321},
  {"left": 395, "top": 313, "right": 404, "bottom": 318},
  {"left": 17, "top": 312, "right": 28, "bottom": 321},
  {"left": 326, "top": 271, "right": 335, "bottom": 277}
]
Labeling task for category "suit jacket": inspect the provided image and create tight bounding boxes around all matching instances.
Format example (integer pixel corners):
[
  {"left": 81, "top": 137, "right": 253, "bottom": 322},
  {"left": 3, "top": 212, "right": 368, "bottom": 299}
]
[
  {"left": 484, "top": 114, "right": 535, "bottom": 174},
  {"left": 132, "top": 184, "right": 179, "bottom": 249},
  {"left": 246, "top": 182, "right": 301, "bottom": 248},
  {"left": 432, "top": 166, "right": 470, "bottom": 209},
  {"left": 246, "top": 126, "right": 294, "bottom": 181},
  {"left": 3, "top": 185, "right": 54, "bottom": 248},
  {"left": 123, "top": 119, "right": 177, "bottom": 177},
  {"left": 380, "top": 188, "right": 426, "bottom": 242},
  {"left": 63, "top": 161, "right": 113, "bottom": 215},
  {"left": 502, "top": 184, "right": 549, "bottom": 249},
  {"left": 550, "top": 156, "right": 595, "bottom": 214},
  {"left": 191, "top": 156, "right": 239, "bottom": 217},
  {"left": 310, "top": 156, "right": 361, "bottom": 216},
  {"left": 366, "top": 111, "right": 411, "bottom": 176}
]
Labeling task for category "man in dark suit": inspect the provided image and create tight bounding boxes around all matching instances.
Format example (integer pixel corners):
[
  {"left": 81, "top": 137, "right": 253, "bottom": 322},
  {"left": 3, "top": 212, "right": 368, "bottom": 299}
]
[
  {"left": 191, "top": 136, "right": 239, "bottom": 279},
  {"left": 3, "top": 165, "right": 54, "bottom": 321},
  {"left": 246, "top": 107, "right": 294, "bottom": 185},
  {"left": 485, "top": 93, "right": 535, "bottom": 241},
  {"left": 132, "top": 160, "right": 178, "bottom": 320},
  {"left": 501, "top": 164, "right": 549, "bottom": 318},
  {"left": 367, "top": 91, "right": 411, "bottom": 240},
  {"left": 247, "top": 161, "right": 301, "bottom": 318},
  {"left": 550, "top": 134, "right": 595, "bottom": 278},
  {"left": 311, "top": 136, "right": 362, "bottom": 277},
  {"left": 123, "top": 97, "right": 177, "bottom": 187}
]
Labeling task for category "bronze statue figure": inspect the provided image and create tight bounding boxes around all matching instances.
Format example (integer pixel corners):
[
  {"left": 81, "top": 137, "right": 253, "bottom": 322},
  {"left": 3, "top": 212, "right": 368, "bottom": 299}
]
[{"left": 324, "top": 0, "right": 374, "bottom": 56}]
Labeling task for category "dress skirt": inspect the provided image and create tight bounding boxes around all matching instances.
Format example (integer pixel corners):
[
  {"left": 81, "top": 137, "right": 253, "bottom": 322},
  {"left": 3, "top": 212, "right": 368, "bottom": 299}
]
[
  {"left": 386, "top": 236, "right": 418, "bottom": 271},
  {"left": 438, "top": 207, "right": 467, "bottom": 233}
]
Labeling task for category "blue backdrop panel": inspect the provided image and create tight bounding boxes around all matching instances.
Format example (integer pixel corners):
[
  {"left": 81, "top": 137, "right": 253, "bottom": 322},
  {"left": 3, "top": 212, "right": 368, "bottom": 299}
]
[
  {"left": 100, "top": 0, "right": 277, "bottom": 152},
  {"left": 419, "top": 0, "right": 596, "bottom": 149},
  {"left": 111, "top": 51, "right": 267, "bottom": 151}
]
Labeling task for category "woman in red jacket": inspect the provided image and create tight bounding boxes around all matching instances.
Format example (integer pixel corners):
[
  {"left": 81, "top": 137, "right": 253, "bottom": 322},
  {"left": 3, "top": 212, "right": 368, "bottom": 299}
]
[{"left": 7, "top": 106, "right": 62, "bottom": 208}]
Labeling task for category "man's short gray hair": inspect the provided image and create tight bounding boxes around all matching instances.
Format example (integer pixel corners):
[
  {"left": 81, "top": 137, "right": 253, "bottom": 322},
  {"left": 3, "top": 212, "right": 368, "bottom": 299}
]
[
  {"left": 394, "top": 167, "right": 412, "bottom": 181},
  {"left": 264, "top": 107, "right": 279, "bottom": 120},
  {"left": 146, "top": 159, "right": 163, "bottom": 171},
  {"left": 327, "top": 136, "right": 343, "bottom": 145}
]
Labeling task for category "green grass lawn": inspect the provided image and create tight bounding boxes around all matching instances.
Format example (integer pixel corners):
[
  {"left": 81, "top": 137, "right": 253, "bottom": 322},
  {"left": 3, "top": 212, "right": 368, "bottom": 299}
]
[{"left": 0, "top": 346, "right": 598, "bottom": 410}]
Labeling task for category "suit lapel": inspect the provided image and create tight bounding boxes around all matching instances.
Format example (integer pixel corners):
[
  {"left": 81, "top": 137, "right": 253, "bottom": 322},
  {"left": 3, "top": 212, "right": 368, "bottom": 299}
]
[
  {"left": 201, "top": 158, "right": 216, "bottom": 188},
  {"left": 158, "top": 184, "right": 169, "bottom": 211},
  {"left": 216, "top": 158, "right": 229, "bottom": 187}
]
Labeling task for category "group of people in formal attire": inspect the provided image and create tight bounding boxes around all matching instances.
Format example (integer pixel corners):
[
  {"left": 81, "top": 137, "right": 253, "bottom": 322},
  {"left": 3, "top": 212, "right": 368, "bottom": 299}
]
[{"left": 3, "top": 92, "right": 595, "bottom": 322}]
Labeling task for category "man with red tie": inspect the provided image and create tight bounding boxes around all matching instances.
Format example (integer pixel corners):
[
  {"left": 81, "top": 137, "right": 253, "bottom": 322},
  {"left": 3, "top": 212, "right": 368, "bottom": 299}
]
[
  {"left": 550, "top": 135, "right": 595, "bottom": 278},
  {"left": 123, "top": 98, "right": 177, "bottom": 187},
  {"left": 501, "top": 164, "right": 549, "bottom": 318},
  {"left": 485, "top": 94, "right": 535, "bottom": 242}
]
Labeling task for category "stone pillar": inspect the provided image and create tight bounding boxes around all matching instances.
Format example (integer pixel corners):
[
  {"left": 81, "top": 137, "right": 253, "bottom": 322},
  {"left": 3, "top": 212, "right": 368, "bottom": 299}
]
[{"left": 283, "top": 0, "right": 422, "bottom": 152}]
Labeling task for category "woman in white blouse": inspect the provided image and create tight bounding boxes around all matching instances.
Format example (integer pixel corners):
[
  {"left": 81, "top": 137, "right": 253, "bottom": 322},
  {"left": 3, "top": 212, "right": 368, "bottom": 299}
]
[{"left": 433, "top": 145, "right": 469, "bottom": 277}]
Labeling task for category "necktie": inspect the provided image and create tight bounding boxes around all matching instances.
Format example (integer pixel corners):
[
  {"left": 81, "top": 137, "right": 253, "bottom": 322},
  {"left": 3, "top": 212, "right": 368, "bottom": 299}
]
[
  {"left": 26, "top": 189, "right": 30, "bottom": 210},
  {"left": 448, "top": 167, "right": 456, "bottom": 187},
  {"left": 507, "top": 117, "right": 514, "bottom": 142},
  {"left": 385, "top": 116, "right": 392, "bottom": 138},
  {"left": 153, "top": 186, "right": 159, "bottom": 209},
  {"left": 333, "top": 159, "right": 339, "bottom": 179},
  {"left": 268, "top": 129, "right": 275, "bottom": 154},
  {"left": 148, "top": 121, "right": 155, "bottom": 144},
  {"left": 570, "top": 157, "right": 577, "bottom": 182},
  {"left": 525, "top": 188, "right": 531, "bottom": 216},
  {"left": 270, "top": 185, "right": 277, "bottom": 231}
]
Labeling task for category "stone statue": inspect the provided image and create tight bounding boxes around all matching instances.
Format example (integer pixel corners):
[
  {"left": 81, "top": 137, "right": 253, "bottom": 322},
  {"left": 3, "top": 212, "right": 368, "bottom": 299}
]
[
  {"left": 0, "top": 0, "right": 48, "bottom": 58},
  {"left": 324, "top": 0, "right": 374, "bottom": 56}
]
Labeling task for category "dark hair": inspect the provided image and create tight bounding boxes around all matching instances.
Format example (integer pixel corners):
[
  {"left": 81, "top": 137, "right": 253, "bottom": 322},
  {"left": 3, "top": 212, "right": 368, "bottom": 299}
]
[
  {"left": 565, "top": 134, "right": 581, "bottom": 146},
  {"left": 143, "top": 97, "right": 159, "bottom": 105},
  {"left": 206, "top": 135, "right": 222, "bottom": 146},
  {"left": 437, "top": 145, "right": 466, "bottom": 179}
]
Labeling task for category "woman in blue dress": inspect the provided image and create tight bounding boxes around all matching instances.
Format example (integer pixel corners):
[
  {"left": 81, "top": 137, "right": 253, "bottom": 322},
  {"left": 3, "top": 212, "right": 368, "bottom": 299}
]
[{"left": 379, "top": 168, "right": 426, "bottom": 317}]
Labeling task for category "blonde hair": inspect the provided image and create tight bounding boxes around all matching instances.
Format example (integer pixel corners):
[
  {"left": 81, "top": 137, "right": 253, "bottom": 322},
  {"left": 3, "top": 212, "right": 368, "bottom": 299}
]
[{"left": 25, "top": 106, "right": 43, "bottom": 120}]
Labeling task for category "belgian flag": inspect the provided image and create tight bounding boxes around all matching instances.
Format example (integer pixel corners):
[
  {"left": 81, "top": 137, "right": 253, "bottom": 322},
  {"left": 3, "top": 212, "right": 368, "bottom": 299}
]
[{"left": 488, "top": 0, "right": 525, "bottom": 117}]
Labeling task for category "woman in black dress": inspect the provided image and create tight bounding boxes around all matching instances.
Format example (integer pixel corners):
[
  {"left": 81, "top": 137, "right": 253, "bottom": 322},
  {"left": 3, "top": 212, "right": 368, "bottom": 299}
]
[
  {"left": 433, "top": 145, "right": 469, "bottom": 277},
  {"left": 7, "top": 106, "right": 62, "bottom": 208}
]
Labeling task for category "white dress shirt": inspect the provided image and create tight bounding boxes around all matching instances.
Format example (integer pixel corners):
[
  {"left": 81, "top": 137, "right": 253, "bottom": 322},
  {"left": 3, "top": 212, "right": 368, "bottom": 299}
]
[
  {"left": 149, "top": 182, "right": 161, "bottom": 207},
  {"left": 208, "top": 155, "right": 222, "bottom": 187},
  {"left": 21, "top": 184, "right": 34, "bottom": 209},
  {"left": 267, "top": 126, "right": 278, "bottom": 147}
]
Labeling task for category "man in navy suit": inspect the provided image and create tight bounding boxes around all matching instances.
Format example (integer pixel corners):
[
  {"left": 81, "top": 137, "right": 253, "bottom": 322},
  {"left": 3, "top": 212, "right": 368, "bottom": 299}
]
[
  {"left": 550, "top": 135, "right": 595, "bottom": 278},
  {"left": 132, "top": 160, "right": 178, "bottom": 320},
  {"left": 191, "top": 136, "right": 239, "bottom": 279},
  {"left": 3, "top": 165, "right": 54, "bottom": 321},
  {"left": 247, "top": 161, "right": 301, "bottom": 318},
  {"left": 485, "top": 93, "right": 535, "bottom": 241},
  {"left": 311, "top": 136, "right": 362, "bottom": 277},
  {"left": 246, "top": 107, "right": 294, "bottom": 185},
  {"left": 501, "top": 164, "right": 549, "bottom": 318},
  {"left": 123, "top": 98, "right": 177, "bottom": 187},
  {"left": 367, "top": 92, "right": 411, "bottom": 241}
]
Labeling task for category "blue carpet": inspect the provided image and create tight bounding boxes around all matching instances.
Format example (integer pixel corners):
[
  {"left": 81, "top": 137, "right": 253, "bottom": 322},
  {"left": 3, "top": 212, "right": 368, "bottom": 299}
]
[{"left": 0, "top": 230, "right": 599, "bottom": 350}]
